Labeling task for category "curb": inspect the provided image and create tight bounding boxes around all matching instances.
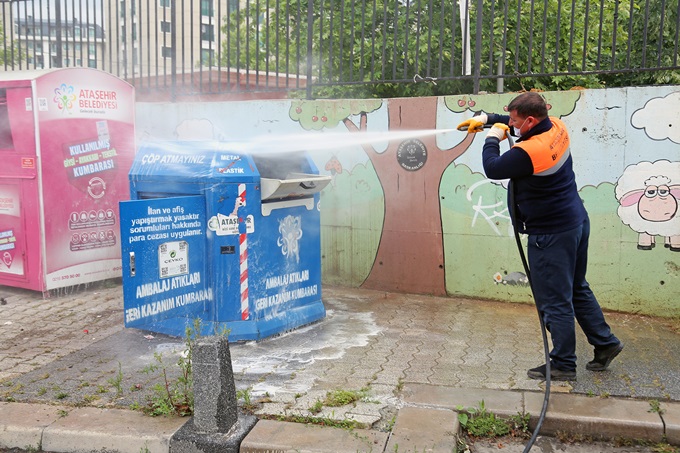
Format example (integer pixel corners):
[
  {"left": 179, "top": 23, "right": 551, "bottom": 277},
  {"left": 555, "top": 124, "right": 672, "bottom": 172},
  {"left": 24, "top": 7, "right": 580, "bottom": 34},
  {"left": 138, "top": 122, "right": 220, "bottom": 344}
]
[
  {"left": 401, "top": 384, "right": 680, "bottom": 444},
  {"left": 0, "top": 402, "right": 185, "bottom": 453},
  {"left": 2, "top": 387, "right": 680, "bottom": 453}
]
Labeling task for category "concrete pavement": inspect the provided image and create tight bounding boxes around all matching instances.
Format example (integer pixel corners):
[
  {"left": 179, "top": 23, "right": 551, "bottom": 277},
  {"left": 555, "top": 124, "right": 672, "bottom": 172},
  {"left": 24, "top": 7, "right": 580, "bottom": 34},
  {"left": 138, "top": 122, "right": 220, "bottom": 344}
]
[{"left": 1, "top": 281, "right": 679, "bottom": 452}]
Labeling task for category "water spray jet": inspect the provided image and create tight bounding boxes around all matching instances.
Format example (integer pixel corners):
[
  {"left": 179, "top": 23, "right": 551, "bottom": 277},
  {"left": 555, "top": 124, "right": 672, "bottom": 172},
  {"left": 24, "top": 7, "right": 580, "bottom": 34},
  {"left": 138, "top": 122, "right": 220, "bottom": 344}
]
[{"left": 226, "top": 128, "right": 457, "bottom": 154}]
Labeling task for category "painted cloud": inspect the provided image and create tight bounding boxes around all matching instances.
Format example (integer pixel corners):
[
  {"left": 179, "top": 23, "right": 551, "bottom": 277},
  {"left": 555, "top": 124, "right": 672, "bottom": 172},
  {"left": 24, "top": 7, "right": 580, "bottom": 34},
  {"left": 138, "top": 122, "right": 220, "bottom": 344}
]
[{"left": 631, "top": 92, "right": 680, "bottom": 144}]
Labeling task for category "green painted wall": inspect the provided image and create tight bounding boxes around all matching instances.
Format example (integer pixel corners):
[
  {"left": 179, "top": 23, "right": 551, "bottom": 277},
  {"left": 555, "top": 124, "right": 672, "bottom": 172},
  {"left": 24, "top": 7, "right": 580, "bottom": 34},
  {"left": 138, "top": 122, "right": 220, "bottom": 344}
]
[{"left": 137, "top": 86, "right": 680, "bottom": 317}]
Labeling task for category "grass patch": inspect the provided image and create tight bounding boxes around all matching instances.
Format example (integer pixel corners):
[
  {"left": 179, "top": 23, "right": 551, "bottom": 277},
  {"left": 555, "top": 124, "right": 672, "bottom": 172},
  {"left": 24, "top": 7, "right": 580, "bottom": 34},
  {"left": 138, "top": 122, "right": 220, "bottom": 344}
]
[
  {"left": 324, "top": 388, "right": 367, "bottom": 407},
  {"left": 456, "top": 400, "right": 530, "bottom": 439}
]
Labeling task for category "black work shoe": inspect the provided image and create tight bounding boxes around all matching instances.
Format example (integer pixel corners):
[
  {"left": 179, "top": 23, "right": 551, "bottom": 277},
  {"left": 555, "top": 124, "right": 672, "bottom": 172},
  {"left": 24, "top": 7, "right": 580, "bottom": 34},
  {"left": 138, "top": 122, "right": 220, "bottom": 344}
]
[
  {"left": 586, "top": 342, "right": 624, "bottom": 371},
  {"left": 527, "top": 364, "right": 576, "bottom": 381}
]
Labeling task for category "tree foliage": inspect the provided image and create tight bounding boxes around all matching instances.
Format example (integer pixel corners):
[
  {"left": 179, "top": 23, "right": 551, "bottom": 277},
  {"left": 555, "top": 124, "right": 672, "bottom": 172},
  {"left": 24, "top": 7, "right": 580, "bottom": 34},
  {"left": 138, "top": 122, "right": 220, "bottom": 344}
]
[
  {"left": 0, "top": 16, "right": 25, "bottom": 66},
  {"left": 482, "top": 0, "right": 680, "bottom": 91},
  {"left": 219, "top": 0, "right": 680, "bottom": 98}
]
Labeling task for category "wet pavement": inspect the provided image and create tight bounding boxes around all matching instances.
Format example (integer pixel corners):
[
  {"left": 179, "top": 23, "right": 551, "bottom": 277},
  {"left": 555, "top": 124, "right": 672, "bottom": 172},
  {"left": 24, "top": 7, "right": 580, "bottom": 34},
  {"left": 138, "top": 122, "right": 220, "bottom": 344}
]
[{"left": 1, "top": 280, "right": 679, "bottom": 451}]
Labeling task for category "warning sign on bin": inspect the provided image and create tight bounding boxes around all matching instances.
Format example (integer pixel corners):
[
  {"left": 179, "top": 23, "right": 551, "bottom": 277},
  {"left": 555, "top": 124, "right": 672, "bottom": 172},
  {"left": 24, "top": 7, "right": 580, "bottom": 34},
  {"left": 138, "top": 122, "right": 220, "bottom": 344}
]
[{"left": 120, "top": 195, "right": 209, "bottom": 328}]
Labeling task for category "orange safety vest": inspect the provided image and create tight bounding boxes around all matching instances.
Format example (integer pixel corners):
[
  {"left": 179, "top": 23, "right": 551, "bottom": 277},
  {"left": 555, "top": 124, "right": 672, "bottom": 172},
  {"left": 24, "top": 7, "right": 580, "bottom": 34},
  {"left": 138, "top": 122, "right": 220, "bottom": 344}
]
[{"left": 515, "top": 117, "right": 571, "bottom": 176}]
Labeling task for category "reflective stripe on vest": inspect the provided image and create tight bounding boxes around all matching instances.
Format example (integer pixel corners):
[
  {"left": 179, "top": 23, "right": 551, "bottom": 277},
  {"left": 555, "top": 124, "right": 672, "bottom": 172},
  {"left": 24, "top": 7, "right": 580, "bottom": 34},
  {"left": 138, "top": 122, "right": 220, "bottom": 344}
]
[{"left": 515, "top": 117, "right": 571, "bottom": 176}]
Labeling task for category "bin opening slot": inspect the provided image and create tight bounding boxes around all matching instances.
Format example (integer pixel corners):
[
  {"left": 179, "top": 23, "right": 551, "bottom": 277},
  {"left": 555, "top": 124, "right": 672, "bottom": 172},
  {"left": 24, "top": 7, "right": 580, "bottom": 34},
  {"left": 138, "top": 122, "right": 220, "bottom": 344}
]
[
  {"left": 251, "top": 151, "right": 312, "bottom": 179},
  {"left": 251, "top": 151, "right": 330, "bottom": 201},
  {"left": 260, "top": 173, "right": 331, "bottom": 201}
]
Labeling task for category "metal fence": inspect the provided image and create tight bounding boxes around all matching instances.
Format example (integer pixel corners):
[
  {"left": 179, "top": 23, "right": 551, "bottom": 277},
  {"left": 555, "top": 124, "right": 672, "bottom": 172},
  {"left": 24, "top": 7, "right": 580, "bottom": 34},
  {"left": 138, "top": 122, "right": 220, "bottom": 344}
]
[{"left": 1, "top": 0, "right": 679, "bottom": 100}]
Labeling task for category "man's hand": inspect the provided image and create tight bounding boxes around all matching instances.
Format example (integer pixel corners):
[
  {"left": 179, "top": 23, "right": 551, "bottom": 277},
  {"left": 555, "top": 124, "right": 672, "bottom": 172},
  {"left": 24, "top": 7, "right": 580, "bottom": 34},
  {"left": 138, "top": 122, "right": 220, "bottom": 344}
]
[
  {"left": 486, "top": 123, "right": 510, "bottom": 141},
  {"left": 457, "top": 113, "right": 488, "bottom": 133}
]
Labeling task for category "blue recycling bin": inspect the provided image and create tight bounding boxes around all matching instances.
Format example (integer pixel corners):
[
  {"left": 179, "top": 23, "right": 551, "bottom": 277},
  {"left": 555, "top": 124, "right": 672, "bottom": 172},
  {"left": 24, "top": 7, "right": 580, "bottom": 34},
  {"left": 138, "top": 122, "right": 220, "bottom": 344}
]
[{"left": 119, "top": 141, "right": 330, "bottom": 341}]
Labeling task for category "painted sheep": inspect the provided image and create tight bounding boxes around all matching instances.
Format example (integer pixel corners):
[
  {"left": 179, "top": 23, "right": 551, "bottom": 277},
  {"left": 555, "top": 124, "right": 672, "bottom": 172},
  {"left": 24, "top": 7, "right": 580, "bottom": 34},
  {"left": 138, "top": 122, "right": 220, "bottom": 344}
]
[{"left": 615, "top": 160, "right": 680, "bottom": 251}]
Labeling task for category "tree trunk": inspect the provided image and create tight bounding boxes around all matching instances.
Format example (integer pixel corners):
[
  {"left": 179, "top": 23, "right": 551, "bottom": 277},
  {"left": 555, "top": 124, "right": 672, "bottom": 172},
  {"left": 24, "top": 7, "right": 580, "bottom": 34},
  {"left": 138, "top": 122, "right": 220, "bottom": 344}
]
[{"left": 359, "top": 97, "right": 474, "bottom": 295}]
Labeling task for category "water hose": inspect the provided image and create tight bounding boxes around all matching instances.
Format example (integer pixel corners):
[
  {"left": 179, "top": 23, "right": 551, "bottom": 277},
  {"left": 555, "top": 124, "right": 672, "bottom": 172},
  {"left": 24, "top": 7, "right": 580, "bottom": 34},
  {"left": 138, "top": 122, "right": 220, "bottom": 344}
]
[
  {"left": 458, "top": 124, "right": 551, "bottom": 451},
  {"left": 508, "top": 178, "right": 551, "bottom": 453}
]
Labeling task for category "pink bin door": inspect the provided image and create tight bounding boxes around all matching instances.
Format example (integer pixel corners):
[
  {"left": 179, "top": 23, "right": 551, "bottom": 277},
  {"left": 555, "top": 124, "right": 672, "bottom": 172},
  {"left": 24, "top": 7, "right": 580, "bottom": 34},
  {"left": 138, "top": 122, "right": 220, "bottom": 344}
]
[{"left": 0, "top": 86, "right": 40, "bottom": 289}]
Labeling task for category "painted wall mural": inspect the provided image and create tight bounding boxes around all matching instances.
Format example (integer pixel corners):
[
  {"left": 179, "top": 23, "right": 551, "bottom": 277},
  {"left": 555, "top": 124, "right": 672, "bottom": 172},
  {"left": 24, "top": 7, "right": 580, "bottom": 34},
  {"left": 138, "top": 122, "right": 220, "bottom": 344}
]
[
  {"left": 290, "top": 98, "right": 476, "bottom": 296},
  {"left": 136, "top": 86, "right": 680, "bottom": 317},
  {"left": 615, "top": 160, "right": 680, "bottom": 251}
]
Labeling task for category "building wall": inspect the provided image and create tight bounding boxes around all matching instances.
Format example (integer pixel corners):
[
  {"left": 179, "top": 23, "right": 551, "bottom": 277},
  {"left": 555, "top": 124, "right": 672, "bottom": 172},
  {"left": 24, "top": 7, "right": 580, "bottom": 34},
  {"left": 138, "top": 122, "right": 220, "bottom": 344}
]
[
  {"left": 1, "top": 4, "right": 106, "bottom": 71},
  {"left": 0, "top": 1, "right": 230, "bottom": 75},
  {"left": 107, "top": 0, "right": 232, "bottom": 77},
  {"left": 135, "top": 86, "right": 680, "bottom": 317}
]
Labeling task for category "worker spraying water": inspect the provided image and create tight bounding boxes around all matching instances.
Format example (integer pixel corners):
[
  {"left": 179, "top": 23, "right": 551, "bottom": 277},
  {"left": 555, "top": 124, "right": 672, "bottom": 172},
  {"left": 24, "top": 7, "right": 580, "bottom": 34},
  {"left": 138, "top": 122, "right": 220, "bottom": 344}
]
[{"left": 457, "top": 92, "right": 624, "bottom": 450}]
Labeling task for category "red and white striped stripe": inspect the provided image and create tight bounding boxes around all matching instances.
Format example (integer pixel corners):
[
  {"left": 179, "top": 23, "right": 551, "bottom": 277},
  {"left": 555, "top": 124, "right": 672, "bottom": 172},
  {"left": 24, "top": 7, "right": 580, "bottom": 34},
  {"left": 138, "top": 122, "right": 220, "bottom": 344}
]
[{"left": 238, "top": 184, "right": 249, "bottom": 320}]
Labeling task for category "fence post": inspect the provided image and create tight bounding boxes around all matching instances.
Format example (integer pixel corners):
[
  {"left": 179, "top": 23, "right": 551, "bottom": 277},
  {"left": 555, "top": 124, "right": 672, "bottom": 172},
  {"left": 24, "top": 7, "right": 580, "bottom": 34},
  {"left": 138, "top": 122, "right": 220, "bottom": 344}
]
[
  {"left": 55, "top": 0, "right": 62, "bottom": 67},
  {"left": 171, "top": 0, "right": 177, "bottom": 102},
  {"left": 497, "top": 56, "right": 504, "bottom": 93},
  {"left": 305, "top": 0, "right": 314, "bottom": 100},
  {"left": 473, "top": 0, "right": 483, "bottom": 94}
]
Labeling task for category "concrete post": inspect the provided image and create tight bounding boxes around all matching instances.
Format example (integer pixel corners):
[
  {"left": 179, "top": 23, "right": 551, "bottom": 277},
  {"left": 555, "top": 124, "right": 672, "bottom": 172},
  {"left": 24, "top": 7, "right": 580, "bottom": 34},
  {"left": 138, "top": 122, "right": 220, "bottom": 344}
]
[
  {"left": 192, "top": 336, "right": 238, "bottom": 433},
  {"left": 170, "top": 335, "right": 257, "bottom": 453}
]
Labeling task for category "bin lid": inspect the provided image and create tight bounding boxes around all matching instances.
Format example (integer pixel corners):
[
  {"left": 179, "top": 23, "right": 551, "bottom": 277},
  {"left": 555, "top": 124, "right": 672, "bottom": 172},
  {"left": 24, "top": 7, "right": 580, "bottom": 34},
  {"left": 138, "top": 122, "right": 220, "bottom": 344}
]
[{"left": 261, "top": 173, "right": 331, "bottom": 200}]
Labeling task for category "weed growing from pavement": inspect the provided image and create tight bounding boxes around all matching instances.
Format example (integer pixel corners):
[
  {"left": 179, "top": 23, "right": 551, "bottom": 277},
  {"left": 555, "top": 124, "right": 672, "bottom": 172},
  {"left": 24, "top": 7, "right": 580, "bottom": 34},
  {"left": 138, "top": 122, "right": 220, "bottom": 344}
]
[
  {"left": 324, "top": 389, "right": 366, "bottom": 407},
  {"left": 265, "top": 413, "right": 366, "bottom": 430},
  {"left": 139, "top": 318, "right": 228, "bottom": 417},
  {"left": 252, "top": 388, "right": 375, "bottom": 432},
  {"left": 385, "top": 414, "right": 396, "bottom": 432},
  {"left": 554, "top": 431, "right": 594, "bottom": 443},
  {"left": 456, "top": 400, "right": 531, "bottom": 439},
  {"left": 55, "top": 391, "right": 69, "bottom": 400},
  {"left": 23, "top": 443, "right": 41, "bottom": 453},
  {"left": 82, "top": 394, "right": 99, "bottom": 404},
  {"left": 129, "top": 401, "right": 142, "bottom": 411},
  {"left": 309, "top": 399, "right": 323, "bottom": 414},
  {"left": 141, "top": 322, "right": 197, "bottom": 416},
  {"left": 1, "top": 382, "right": 24, "bottom": 401},
  {"left": 648, "top": 399, "right": 668, "bottom": 443},
  {"left": 237, "top": 387, "right": 257, "bottom": 412},
  {"left": 107, "top": 362, "right": 124, "bottom": 398},
  {"left": 395, "top": 377, "right": 404, "bottom": 393}
]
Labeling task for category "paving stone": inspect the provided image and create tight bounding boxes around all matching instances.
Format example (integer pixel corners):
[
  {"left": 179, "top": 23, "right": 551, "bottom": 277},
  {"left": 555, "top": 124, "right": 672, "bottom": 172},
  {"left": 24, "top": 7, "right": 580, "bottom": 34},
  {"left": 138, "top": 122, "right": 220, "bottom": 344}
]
[{"left": 2, "top": 284, "right": 680, "bottom": 452}]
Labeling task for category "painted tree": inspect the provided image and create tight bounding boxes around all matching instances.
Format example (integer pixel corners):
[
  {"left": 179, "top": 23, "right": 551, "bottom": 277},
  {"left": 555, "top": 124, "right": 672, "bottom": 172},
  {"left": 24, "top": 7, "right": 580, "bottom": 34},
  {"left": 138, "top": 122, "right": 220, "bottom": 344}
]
[{"left": 292, "top": 97, "right": 475, "bottom": 295}]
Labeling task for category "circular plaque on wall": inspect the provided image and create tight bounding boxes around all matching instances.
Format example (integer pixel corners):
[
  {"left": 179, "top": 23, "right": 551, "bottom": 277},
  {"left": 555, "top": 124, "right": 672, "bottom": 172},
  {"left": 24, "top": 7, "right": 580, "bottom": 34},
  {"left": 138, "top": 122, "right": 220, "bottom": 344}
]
[{"left": 396, "top": 139, "right": 427, "bottom": 171}]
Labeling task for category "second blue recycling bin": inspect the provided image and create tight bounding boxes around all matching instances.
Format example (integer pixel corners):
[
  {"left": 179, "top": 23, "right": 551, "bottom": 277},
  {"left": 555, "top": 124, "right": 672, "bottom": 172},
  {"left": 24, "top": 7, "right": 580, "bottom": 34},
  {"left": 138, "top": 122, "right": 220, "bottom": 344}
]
[{"left": 119, "top": 141, "right": 330, "bottom": 341}]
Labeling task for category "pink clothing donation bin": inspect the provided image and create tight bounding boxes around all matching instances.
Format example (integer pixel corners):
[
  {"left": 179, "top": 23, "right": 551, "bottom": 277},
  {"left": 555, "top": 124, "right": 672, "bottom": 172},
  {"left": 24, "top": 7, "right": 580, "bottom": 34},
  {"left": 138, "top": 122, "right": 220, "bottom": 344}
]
[{"left": 0, "top": 68, "right": 135, "bottom": 292}]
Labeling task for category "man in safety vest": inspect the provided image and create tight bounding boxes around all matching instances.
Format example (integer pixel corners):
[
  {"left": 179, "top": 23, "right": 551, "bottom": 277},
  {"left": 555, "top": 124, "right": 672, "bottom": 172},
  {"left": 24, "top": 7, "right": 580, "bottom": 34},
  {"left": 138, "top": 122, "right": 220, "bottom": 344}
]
[{"left": 457, "top": 92, "right": 623, "bottom": 381}]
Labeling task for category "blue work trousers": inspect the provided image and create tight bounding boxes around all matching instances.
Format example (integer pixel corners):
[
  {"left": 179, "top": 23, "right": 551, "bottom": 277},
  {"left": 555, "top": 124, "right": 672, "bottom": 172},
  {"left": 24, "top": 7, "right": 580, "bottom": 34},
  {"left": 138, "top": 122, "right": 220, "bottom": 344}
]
[{"left": 527, "top": 216, "right": 619, "bottom": 371}]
